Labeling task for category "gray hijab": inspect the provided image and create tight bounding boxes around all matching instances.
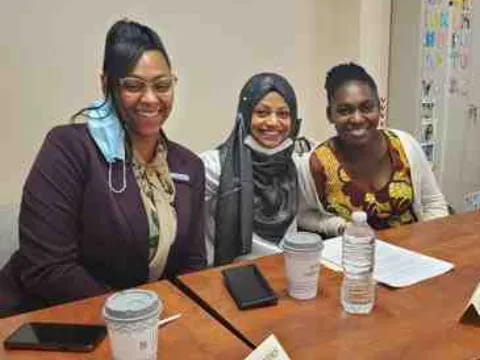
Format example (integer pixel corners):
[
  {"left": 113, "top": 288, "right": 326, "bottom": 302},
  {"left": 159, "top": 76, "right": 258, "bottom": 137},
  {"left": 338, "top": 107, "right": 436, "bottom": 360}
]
[{"left": 213, "top": 73, "right": 300, "bottom": 265}]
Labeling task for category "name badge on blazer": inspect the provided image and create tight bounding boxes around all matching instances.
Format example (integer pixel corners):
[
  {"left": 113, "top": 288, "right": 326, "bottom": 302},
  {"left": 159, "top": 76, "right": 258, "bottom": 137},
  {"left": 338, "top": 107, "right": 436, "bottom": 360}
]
[{"left": 170, "top": 172, "right": 190, "bottom": 183}]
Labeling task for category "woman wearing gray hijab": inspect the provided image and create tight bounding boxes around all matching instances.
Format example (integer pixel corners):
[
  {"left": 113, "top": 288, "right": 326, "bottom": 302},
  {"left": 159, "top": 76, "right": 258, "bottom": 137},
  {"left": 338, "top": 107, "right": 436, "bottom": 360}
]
[{"left": 201, "top": 73, "right": 307, "bottom": 266}]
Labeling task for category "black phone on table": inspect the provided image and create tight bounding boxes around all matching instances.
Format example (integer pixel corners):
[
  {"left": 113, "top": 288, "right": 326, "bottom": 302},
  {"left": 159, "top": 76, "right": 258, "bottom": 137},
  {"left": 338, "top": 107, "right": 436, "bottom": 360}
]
[
  {"left": 3, "top": 322, "right": 107, "bottom": 352},
  {"left": 222, "top": 264, "right": 278, "bottom": 310}
]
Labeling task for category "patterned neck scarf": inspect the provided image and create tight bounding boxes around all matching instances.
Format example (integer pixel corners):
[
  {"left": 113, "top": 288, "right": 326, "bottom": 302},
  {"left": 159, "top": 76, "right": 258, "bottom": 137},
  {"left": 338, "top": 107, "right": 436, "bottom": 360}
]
[{"left": 132, "top": 136, "right": 177, "bottom": 280}]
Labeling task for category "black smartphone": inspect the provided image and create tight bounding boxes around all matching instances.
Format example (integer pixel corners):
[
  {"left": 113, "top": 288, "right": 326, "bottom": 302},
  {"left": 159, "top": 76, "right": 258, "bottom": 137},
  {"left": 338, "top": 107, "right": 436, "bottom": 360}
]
[
  {"left": 222, "top": 264, "right": 278, "bottom": 310},
  {"left": 3, "top": 322, "right": 107, "bottom": 352}
]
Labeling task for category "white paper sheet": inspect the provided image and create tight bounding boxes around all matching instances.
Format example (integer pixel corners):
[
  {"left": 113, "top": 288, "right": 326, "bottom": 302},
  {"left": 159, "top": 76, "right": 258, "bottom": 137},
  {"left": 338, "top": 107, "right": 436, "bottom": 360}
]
[
  {"left": 321, "top": 236, "right": 454, "bottom": 288},
  {"left": 244, "top": 334, "right": 291, "bottom": 360}
]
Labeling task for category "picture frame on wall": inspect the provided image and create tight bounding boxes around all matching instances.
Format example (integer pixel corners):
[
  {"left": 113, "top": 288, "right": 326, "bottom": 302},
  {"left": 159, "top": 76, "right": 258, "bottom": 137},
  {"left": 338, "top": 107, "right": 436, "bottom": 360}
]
[
  {"left": 420, "top": 120, "right": 437, "bottom": 142},
  {"left": 421, "top": 142, "right": 436, "bottom": 164},
  {"left": 421, "top": 100, "right": 435, "bottom": 120}
]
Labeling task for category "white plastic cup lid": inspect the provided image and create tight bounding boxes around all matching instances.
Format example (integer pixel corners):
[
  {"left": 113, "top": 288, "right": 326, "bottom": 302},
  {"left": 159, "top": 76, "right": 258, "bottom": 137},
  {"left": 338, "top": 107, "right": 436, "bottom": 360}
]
[
  {"left": 352, "top": 211, "right": 367, "bottom": 223},
  {"left": 103, "top": 289, "right": 161, "bottom": 322},
  {"left": 282, "top": 232, "right": 323, "bottom": 252}
]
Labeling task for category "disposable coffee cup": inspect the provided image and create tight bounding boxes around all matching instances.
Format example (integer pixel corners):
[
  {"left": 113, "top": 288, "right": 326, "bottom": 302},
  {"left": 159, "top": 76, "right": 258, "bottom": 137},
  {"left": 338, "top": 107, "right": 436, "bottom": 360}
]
[
  {"left": 282, "top": 232, "right": 323, "bottom": 300},
  {"left": 103, "top": 289, "right": 162, "bottom": 360}
]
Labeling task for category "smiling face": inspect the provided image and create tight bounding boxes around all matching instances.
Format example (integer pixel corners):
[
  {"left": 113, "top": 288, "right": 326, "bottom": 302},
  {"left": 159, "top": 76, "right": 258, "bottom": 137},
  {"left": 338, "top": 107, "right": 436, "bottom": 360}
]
[
  {"left": 117, "top": 50, "right": 175, "bottom": 140},
  {"left": 250, "top": 91, "right": 292, "bottom": 148},
  {"left": 328, "top": 80, "right": 380, "bottom": 146}
]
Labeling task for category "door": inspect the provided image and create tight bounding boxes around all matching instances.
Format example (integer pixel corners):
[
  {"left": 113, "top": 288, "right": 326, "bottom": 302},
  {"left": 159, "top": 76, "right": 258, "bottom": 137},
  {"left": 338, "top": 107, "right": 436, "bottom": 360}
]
[{"left": 441, "top": 0, "right": 480, "bottom": 212}]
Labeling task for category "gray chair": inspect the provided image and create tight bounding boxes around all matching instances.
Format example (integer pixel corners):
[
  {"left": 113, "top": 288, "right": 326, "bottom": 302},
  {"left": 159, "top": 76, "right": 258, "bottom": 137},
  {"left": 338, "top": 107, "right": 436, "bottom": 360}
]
[{"left": 0, "top": 203, "right": 19, "bottom": 268}]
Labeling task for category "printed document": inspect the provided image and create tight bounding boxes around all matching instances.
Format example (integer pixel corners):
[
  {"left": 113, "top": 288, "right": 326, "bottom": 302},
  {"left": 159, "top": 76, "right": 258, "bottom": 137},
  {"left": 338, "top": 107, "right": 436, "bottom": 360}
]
[{"left": 321, "top": 237, "right": 454, "bottom": 287}]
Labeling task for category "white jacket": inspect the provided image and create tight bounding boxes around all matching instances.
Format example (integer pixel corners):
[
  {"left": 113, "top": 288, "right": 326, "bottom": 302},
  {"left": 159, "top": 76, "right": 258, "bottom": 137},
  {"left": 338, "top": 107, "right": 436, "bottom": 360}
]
[{"left": 296, "top": 129, "right": 449, "bottom": 236}]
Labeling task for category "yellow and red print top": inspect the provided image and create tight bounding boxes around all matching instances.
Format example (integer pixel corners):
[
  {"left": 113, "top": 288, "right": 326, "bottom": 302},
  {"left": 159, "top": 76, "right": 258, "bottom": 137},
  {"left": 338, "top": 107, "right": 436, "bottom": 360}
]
[{"left": 312, "top": 130, "right": 417, "bottom": 230}]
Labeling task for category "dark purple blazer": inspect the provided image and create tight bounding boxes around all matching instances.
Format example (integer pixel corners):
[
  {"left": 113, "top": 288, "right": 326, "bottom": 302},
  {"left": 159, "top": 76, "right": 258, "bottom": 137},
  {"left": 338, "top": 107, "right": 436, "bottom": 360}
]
[{"left": 0, "top": 124, "right": 206, "bottom": 316}]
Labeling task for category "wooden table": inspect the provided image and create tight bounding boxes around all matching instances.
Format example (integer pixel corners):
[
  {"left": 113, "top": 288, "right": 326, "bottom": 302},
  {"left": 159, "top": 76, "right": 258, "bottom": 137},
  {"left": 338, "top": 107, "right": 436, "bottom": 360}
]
[
  {"left": 178, "top": 212, "right": 480, "bottom": 359},
  {"left": 0, "top": 280, "right": 251, "bottom": 360}
]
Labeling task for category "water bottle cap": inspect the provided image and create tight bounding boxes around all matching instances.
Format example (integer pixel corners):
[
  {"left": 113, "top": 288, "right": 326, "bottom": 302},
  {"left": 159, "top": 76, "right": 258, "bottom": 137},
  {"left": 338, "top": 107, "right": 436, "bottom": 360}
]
[{"left": 352, "top": 211, "right": 367, "bottom": 223}]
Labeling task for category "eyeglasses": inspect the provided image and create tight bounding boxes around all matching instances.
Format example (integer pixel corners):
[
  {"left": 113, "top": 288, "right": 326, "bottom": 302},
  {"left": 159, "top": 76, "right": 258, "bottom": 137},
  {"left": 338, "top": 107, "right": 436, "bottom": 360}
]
[
  {"left": 252, "top": 108, "right": 291, "bottom": 120},
  {"left": 119, "top": 75, "right": 177, "bottom": 95}
]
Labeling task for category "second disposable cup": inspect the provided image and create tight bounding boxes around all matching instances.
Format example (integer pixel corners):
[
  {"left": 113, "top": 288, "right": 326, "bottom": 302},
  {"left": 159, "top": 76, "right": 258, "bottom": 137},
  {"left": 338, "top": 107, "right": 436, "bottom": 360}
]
[
  {"left": 103, "top": 289, "right": 162, "bottom": 360},
  {"left": 282, "top": 232, "right": 323, "bottom": 300}
]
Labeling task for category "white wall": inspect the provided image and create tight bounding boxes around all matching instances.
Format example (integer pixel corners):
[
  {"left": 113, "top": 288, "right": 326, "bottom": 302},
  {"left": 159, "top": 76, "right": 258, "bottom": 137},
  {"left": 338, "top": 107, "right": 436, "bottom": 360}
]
[
  {"left": 359, "top": 0, "right": 392, "bottom": 106},
  {"left": 0, "top": 1, "right": 391, "bottom": 263},
  {"left": 388, "top": 0, "right": 423, "bottom": 133}
]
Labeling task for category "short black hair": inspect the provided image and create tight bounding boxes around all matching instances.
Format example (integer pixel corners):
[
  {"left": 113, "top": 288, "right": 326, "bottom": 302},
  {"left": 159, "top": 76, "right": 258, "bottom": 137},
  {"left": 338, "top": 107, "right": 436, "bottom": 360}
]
[{"left": 324, "top": 62, "right": 378, "bottom": 104}]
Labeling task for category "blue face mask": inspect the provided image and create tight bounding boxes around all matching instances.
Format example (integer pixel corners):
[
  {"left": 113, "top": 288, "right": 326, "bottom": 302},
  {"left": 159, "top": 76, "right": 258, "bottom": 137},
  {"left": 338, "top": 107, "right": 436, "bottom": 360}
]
[
  {"left": 87, "top": 100, "right": 127, "bottom": 193},
  {"left": 86, "top": 100, "right": 125, "bottom": 163}
]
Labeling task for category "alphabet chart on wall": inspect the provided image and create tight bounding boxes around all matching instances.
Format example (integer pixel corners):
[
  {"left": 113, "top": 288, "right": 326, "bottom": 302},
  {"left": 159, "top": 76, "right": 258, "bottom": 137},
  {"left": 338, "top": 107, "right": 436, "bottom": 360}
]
[{"left": 420, "top": 0, "right": 473, "bottom": 171}]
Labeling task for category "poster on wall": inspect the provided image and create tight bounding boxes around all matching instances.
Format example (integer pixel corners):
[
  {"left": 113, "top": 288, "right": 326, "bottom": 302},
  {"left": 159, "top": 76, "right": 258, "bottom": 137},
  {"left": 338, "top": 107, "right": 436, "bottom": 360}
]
[
  {"left": 421, "top": 142, "right": 436, "bottom": 165},
  {"left": 448, "top": 0, "right": 473, "bottom": 96},
  {"left": 419, "top": 0, "right": 475, "bottom": 169},
  {"left": 421, "top": 100, "right": 435, "bottom": 120},
  {"left": 420, "top": 0, "right": 449, "bottom": 170},
  {"left": 420, "top": 119, "right": 437, "bottom": 142}
]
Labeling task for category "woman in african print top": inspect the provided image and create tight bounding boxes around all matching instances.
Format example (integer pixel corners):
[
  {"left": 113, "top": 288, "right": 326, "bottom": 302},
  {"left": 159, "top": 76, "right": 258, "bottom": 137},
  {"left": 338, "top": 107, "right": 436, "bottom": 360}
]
[{"left": 297, "top": 63, "right": 448, "bottom": 234}]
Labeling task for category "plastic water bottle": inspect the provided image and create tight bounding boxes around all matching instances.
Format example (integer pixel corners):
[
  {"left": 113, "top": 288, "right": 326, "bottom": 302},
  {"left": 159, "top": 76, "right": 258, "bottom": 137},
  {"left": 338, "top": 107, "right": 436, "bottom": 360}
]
[{"left": 341, "top": 211, "right": 376, "bottom": 314}]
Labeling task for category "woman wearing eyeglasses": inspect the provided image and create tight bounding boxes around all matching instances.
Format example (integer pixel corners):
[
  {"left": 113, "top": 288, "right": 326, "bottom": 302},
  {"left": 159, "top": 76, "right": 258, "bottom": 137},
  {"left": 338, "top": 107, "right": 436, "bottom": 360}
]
[
  {"left": 0, "top": 19, "right": 206, "bottom": 316},
  {"left": 201, "top": 73, "right": 313, "bottom": 266},
  {"left": 297, "top": 63, "right": 448, "bottom": 234}
]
